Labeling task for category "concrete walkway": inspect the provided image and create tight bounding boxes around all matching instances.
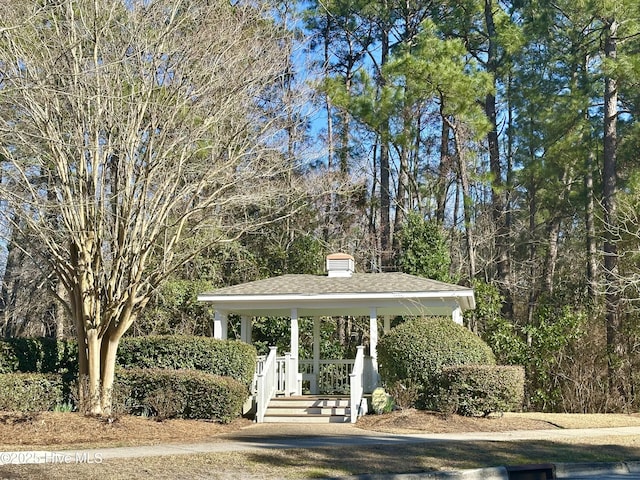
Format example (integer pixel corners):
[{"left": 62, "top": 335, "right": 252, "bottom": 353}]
[
  {"left": 31, "top": 423, "right": 640, "bottom": 460},
  {"left": 2, "top": 423, "right": 640, "bottom": 478}
]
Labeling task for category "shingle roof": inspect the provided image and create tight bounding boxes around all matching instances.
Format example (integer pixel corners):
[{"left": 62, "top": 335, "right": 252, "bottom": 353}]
[
  {"left": 198, "top": 272, "right": 474, "bottom": 317},
  {"left": 205, "top": 272, "right": 470, "bottom": 296}
]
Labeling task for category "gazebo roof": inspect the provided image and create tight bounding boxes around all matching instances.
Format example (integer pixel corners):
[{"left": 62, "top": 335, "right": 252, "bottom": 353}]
[{"left": 198, "top": 272, "right": 475, "bottom": 318}]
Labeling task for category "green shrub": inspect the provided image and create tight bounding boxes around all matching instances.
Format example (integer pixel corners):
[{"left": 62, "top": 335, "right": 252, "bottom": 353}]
[
  {"left": 438, "top": 365, "right": 525, "bottom": 416},
  {"left": 397, "top": 212, "right": 451, "bottom": 282},
  {"left": 0, "top": 373, "right": 66, "bottom": 411},
  {"left": 113, "top": 368, "right": 247, "bottom": 422},
  {"left": 116, "top": 336, "right": 256, "bottom": 388},
  {"left": 0, "top": 338, "right": 77, "bottom": 375},
  {"left": 378, "top": 317, "right": 496, "bottom": 409},
  {"left": 386, "top": 380, "right": 420, "bottom": 410},
  {"left": 0, "top": 336, "right": 256, "bottom": 388},
  {"left": 0, "top": 342, "right": 19, "bottom": 373}
]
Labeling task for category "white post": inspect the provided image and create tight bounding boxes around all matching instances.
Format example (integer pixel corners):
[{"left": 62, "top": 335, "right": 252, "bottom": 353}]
[
  {"left": 452, "top": 306, "right": 463, "bottom": 325},
  {"left": 222, "top": 312, "right": 228, "bottom": 339},
  {"left": 213, "top": 311, "right": 228, "bottom": 340},
  {"left": 313, "top": 317, "right": 321, "bottom": 395},
  {"left": 290, "top": 308, "right": 300, "bottom": 395},
  {"left": 240, "top": 316, "right": 252, "bottom": 343},
  {"left": 369, "top": 307, "right": 379, "bottom": 390}
]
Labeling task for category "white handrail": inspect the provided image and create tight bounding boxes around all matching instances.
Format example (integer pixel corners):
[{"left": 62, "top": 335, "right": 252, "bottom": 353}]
[
  {"left": 349, "top": 345, "right": 366, "bottom": 423},
  {"left": 256, "top": 346, "right": 277, "bottom": 423},
  {"left": 299, "top": 359, "right": 355, "bottom": 394}
]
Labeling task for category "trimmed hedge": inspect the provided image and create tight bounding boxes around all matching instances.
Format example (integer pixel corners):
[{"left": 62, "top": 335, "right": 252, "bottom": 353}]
[
  {"left": 116, "top": 336, "right": 257, "bottom": 388},
  {"left": 378, "top": 317, "right": 495, "bottom": 409},
  {"left": 0, "top": 336, "right": 257, "bottom": 389},
  {"left": 0, "top": 373, "right": 66, "bottom": 411},
  {"left": 113, "top": 368, "right": 248, "bottom": 422},
  {"left": 0, "top": 338, "right": 77, "bottom": 375},
  {"left": 0, "top": 336, "right": 255, "bottom": 420},
  {"left": 438, "top": 365, "right": 525, "bottom": 416}
]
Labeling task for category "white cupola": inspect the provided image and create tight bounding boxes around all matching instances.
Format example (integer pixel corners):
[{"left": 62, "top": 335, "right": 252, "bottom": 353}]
[{"left": 326, "top": 253, "right": 355, "bottom": 277}]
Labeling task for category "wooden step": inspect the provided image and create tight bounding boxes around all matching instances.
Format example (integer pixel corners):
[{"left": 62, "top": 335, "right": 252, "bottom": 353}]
[
  {"left": 266, "top": 406, "right": 349, "bottom": 415},
  {"left": 262, "top": 413, "right": 351, "bottom": 423},
  {"left": 269, "top": 396, "right": 350, "bottom": 408},
  {"left": 262, "top": 395, "right": 352, "bottom": 423}
]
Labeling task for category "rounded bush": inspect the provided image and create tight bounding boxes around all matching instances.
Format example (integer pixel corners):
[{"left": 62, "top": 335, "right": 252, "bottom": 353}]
[
  {"left": 439, "top": 365, "right": 525, "bottom": 416},
  {"left": 377, "top": 317, "right": 495, "bottom": 408}
]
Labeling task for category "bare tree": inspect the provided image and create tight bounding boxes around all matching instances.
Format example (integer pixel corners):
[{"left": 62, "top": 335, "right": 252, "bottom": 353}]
[
  {"left": 607, "top": 194, "right": 640, "bottom": 309},
  {"left": 0, "top": 0, "right": 298, "bottom": 415}
]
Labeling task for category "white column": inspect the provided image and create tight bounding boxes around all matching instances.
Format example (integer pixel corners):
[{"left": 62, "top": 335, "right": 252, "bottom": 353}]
[
  {"left": 290, "top": 308, "right": 300, "bottom": 395},
  {"left": 240, "top": 316, "right": 252, "bottom": 343},
  {"left": 290, "top": 308, "right": 299, "bottom": 362},
  {"left": 452, "top": 306, "right": 463, "bottom": 325},
  {"left": 213, "top": 311, "right": 228, "bottom": 339},
  {"left": 313, "top": 317, "right": 321, "bottom": 395},
  {"left": 383, "top": 316, "right": 391, "bottom": 333},
  {"left": 369, "top": 307, "right": 379, "bottom": 389}
]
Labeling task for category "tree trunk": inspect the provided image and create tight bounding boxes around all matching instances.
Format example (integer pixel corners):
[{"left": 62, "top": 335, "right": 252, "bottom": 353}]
[
  {"left": 100, "top": 335, "right": 122, "bottom": 415},
  {"left": 74, "top": 295, "right": 132, "bottom": 416},
  {"left": 369, "top": 141, "right": 381, "bottom": 270},
  {"left": 449, "top": 117, "right": 476, "bottom": 279},
  {"left": 394, "top": 103, "right": 414, "bottom": 240},
  {"left": 526, "top": 179, "right": 537, "bottom": 325},
  {"left": 585, "top": 149, "right": 598, "bottom": 298},
  {"left": 379, "top": 17, "right": 392, "bottom": 270},
  {"left": 543, "top": 168, "right": 571, "bottom": 295},
  {"left": 542, "top": 217, "right": 561, "bottom": 294},
  {"left": 339, "top": 70, "right": 352, "bottom": 176},
  {"left": 74, "top": 301, "right": 89, "bottom": 410},
  {"left": 602, "top": 17, "right": 625, "bottom": 400},
  {"left": 393, "top": 141, "right": 409, "bottom": 253},
  {"left": 320, "top": 5, "right": 334, "bottom": 170},
  {"left": 380, "top": 141, "right": 392, "bottom": 268},
  {"left": 410, "top": 114, "right": 423, "bottom": 211},
  {"left": 484, "top": 0, "right": 512, "bottom": 316},
  {"left": 436, "top": 108, "right": 450, "bottom": 224},
  {"left": 86, "top": 328, "right": 102, "bottom": 415}
]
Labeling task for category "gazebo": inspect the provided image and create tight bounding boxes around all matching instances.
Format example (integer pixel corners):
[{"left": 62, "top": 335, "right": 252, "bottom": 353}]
[{"left": 197, "top": 254, "right": 476, "bottom": 422}]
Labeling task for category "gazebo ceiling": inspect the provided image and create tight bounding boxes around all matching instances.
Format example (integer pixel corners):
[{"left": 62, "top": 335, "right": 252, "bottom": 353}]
[{"left": 197, "top": 272, "right": 475, "bottom": 318}]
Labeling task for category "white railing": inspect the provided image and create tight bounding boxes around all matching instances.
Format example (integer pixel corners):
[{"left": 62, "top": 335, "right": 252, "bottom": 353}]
[
  {"left": 276, "top": 354, "right": 288, "bottom": 394},
  {"left": 254, "top": 354, "right": 266, "bottom": 393},
  {"left": 256, "top": 346, "right": 277, "bottom": 423},
  {"left": 299, "top": 359, "right": 355, "bottom": 394},
  {"left": 255, "top": 351, "right": 368, "bottom": 422},
  {"left": 349, "top": 346, "right": 366, "bottom": 423}
]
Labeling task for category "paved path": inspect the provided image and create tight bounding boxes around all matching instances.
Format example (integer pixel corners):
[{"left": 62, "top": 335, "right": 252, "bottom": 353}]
[
  {"left": 2, "top": 423, "right": 640, "bottom": 478},
  {"left": 40, "top": 423, "right": 640, "bottom": 460}
]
